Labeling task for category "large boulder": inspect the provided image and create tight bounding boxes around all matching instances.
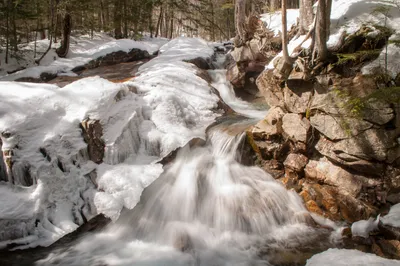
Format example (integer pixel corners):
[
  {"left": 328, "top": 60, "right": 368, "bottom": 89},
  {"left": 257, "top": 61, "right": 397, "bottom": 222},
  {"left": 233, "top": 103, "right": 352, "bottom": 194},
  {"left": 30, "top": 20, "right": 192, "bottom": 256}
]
[
  {"left": 282, "top": 113, "right": 311, "bottom": 143},
  {"left": 251, "top": 106, "right": 285, "bottom": 140},
  {"left": 305, "top": 160, "right": 363, "bottom": 197}
]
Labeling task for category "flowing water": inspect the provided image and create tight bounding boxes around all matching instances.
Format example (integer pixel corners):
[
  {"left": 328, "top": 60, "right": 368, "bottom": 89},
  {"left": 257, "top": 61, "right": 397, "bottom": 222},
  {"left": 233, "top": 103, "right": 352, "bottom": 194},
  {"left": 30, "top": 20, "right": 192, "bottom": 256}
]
[{"left": 34, "top": 58, "right": 340, "bottom": 266}]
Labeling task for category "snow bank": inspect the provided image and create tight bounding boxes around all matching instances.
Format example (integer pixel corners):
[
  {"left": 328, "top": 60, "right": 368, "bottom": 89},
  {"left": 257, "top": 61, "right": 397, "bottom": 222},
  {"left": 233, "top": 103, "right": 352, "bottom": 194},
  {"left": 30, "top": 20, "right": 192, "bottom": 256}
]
[
  {"left": 306, "top": 248, "right": 400, "bottom": 266},
  {"left": 260, "top": 9, "right": 300, "bottom": 36},
  {"left": 139, "top": 37, "right": 215, "bottom": 71},
  {"left": 381, "top": 203, "right": 400, "bottom": 228},
  {"left": 0, "top": 37, "right": 219, "bottom": 249},
  {"left": 0, "top": 33, "right": 169, "bottom": 81},
  {"left": 265, "top": 0, "right": 400, "bottom": 75}
]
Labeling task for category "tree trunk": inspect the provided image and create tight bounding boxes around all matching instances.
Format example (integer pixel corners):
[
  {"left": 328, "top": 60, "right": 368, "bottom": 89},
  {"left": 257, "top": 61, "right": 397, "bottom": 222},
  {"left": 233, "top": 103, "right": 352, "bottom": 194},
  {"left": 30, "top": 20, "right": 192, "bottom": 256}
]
[
  {"left": 235, "top": 0, "right": 246, "bottom": 43},
  {"left": 36, "top": 0, "right": 56, "bottom": 65},
  {"left": 315, "top": 0, "right": 331, "bottom": 62},
  {"left": 169, "top": 14, "right": 173, "bottom": 39},
  {"left": 114, "top": 0, "right": 123, "bottom": 39},
  {"left": 56, "top": 13, "right": 71, "bottom": 58},
  {"left": 281, "top": 0, "right": 291, "bottom": 64},
  {"left": 123, "top": 0, "right": 128, "bottom": 38},
  {"left": 299, "top": 0, "right": 314, "bottom": 34},
  {"left": 5, "top": 0, "right": 11, "bottom": 64},
  {"left": 155, "top": 6, "right": 163, "bottom": 38},
  {"left": 270, "top": 0, "right": 280, "bottom": 11}
]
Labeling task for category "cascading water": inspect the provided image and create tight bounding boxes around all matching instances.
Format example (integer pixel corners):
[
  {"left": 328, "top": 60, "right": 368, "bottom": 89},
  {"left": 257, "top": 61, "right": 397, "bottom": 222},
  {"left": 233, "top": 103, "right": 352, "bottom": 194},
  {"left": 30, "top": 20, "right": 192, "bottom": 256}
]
[{"left": 36, "top": 57, "right": 341, "bottom": 266}]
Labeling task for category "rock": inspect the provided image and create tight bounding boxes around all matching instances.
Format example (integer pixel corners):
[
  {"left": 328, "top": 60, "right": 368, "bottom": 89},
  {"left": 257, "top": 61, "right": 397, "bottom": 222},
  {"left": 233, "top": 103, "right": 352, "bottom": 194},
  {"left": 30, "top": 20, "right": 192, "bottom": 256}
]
[
  {"left": 333, "top": 129, "right": 397, "bottom": 162},
  {"left": 251, "top": 106, "right": 285, "bottom": 140},
  {"left": 301, "top": 182, "right": 340, "bottom": 221},
  {"left": 210, "top": 87, "right": 234, "bottom": 115},
  {"left": 284, "top": 153, "right": 308, "bottom": 173},
  {"left": 304, "top": 160, "right": 362, "bottom": 197},
  {"left": 316, "top": 136, "right": 385, "bottom": 175},
  {"left": 282, "top": 114, "right": 310, "bottom": 143},
  {"left": 185, "top": 57, "right": 212, "bottom": 70},
  {"left": 311, "top": 75, "right": 394, "bottom": 126},
  {"left": 86, "top": 48, "right": 150, "bottom": 69},
  {"left": 39, "top": 72, "right": 58, "bottom": 82},
  {"left": 310, "top": 114, "right": 373, "bottom": 140},
  {"left": 226, "top": 62, "right": 246, "bottom": 89},
  {"left": 283, "top": 86, "right": 313, "bottom": 114},
  {"left": 315, "top": 75, "right": 333, "bottom": 87},
  {"left": 286, "top": 70, "right": 313, "bottom": 91},
  {"left": 378, "top": 221, "right": 400, "bottom": 240},
  {"left": 376, "top": 240, "right": 400, "bottom": 259},
  {"left": 273, "top": 57, "right": 293, "bottom": 79},
  {"left": 256, "top": 69, "right": 284, "bottom": 107},
  {"left": 362, "top": 100, "right": 394, "bottom": 126},
  {"left": 80, "top": 119, "right": 105, "bottom": 164}
]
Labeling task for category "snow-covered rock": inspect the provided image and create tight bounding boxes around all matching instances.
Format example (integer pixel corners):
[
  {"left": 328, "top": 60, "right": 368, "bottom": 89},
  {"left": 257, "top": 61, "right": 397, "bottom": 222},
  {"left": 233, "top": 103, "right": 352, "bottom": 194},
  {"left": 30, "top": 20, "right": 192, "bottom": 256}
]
[
  {"left": 0, "top": 33, "right": 169, "bottom": 81},
  {"left": 306, "top": 248, "right": 400, "bottom": 266},
  {"left": 0, "top": 37, "right": 220, "bottom": 249}
]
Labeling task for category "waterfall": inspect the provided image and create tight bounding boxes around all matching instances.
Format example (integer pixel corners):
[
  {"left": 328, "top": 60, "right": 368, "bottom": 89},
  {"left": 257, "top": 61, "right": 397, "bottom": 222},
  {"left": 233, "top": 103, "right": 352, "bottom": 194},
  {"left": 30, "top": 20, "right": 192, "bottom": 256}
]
[{"left": 36, "top": 58, "right": 340, "bottom": 266}]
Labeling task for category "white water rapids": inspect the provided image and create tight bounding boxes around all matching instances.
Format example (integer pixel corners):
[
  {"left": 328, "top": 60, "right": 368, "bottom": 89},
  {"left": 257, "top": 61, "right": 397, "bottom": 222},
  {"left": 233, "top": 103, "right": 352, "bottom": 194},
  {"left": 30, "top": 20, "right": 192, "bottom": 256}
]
[{"left": 37, "top": 63, "right": 340, "bottom": 266}]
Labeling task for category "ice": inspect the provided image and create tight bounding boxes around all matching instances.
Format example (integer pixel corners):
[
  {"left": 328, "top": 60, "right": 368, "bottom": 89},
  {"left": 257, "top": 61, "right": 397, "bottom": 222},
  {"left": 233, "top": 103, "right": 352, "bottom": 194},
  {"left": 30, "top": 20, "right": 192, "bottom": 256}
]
[
  {"left": 351, "top": 215, "right": 380, "bottom": 238},
  {"left": 306, "top": 248, "right": 400, "bottom": 266},
  {"left": 0, "top": 37, "right": 220, "bottom": 248}
]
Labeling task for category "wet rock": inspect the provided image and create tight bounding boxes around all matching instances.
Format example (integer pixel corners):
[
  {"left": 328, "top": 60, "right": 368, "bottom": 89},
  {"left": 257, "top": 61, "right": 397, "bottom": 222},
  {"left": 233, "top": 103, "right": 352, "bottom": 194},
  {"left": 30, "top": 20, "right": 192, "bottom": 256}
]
[
  {"left": 210, "top": 87, "right": 234, "bottom": 115},
  {"left": 0, "top": 139, "right": 7, "bottom": 182},
  {"left": 80, "top": 119, "right": 105, "bottom": 164},
  {"left": 282, "top": 114, "right": 310, "bottom": 143},
  {"left": 185, "top": 57, "right": 212, "bottom": 70},
  {"left": 310, "top": 114, "right": 373, "bottom": 141},
  {"left": 305, "top": 160, "right": 362, "bottom": 197},
  {"left": 284, "top": 153, "right": 308, "bottom": 173}
]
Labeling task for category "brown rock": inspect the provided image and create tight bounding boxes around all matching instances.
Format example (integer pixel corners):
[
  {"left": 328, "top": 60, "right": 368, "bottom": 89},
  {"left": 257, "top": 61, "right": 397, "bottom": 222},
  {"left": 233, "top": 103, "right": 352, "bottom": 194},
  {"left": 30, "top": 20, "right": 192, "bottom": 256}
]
[
  {"left": 310, "top": 114, "right": 373, "bottom": 140},
  {"left": 283, "top": 86, "right": 313, "bottom": 114},
  {"left": 284, "top": 153, "right": 308, "bottom": 173},
  {"left": 251, "top": 106, "right": 285, "bottom": 140},
  {"left": 377, "top": 240, "right": 400, "bottom": 259},
  {"left": 282, "top": 114, "right": 310, "bottom": 143},
  {"left": 305, "top": 160, "right": 362, "bottom": 197},
  {"left": 316, "top": 136, "right": 385, "bottom": 175},
  {"left": 256, "top": 69, "right": 284, "bottom": 107}
]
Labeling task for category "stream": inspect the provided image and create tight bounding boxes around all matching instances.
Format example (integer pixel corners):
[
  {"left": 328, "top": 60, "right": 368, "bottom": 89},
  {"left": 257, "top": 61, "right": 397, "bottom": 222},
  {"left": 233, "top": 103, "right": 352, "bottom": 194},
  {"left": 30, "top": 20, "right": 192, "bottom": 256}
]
[{"left": 3, "top": 55, "right": 342, "bottom": 265}]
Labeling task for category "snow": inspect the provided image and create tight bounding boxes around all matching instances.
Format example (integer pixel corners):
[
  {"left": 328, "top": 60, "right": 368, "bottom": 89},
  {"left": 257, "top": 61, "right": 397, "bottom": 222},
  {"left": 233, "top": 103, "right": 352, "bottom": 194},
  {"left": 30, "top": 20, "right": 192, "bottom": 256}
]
[
  {"left": 306, "top": 248, "right": 400, "bottom": 266},
  {"left": 0, "top": 37, "right": 220, "bottom": 249},
  {"left": 265, "top": 0, "right": 400, "bottom": 77},
  {"left": 0, "top": 33, "right": 169, "bottom": 81},
  {"left": 351, "top": 215, "right": 380, "bottom": 238},
  {"left": 260, "top": 9, "right": 300, "bottom": 36},
  {"left": 381, "top": 203, "right": 400, "bottom": 228},
  {"left": 139, "top": 37, "right": 215, "bottom": 71}
]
